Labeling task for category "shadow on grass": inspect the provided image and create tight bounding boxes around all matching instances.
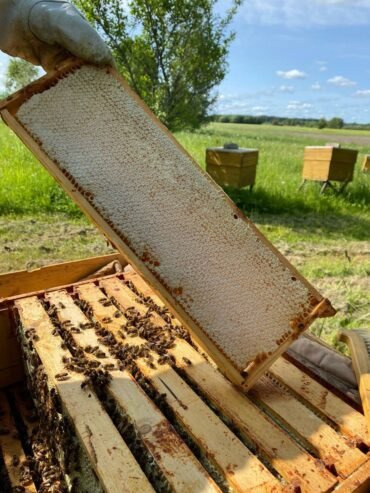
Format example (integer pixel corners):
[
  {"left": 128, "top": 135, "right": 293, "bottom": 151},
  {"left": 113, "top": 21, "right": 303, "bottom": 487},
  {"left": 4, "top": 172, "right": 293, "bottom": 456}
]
[{"left": 226, "top": 187, "right": 370, "bottom": 241}]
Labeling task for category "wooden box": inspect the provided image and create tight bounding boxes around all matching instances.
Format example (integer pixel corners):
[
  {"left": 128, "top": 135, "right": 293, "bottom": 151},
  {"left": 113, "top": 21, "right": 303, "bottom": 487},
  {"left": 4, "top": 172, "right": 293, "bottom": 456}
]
[
  {"left": 0, "top": 259, "right": 369, "bottom": 492},
  {"left": 303, "top": 146, "right": 358, "bottom": 183},
  {"left": 206, "top": 146, "right": 258, "bottom": 188},
  {"left": 362, "top": 155, "right": 370, "bottom": 173}
]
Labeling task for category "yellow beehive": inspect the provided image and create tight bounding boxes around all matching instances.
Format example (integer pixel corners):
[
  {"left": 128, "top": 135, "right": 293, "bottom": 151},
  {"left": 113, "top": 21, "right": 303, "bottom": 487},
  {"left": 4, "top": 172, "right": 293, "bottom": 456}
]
[
  {"left": 302, "top": 146, "right": 358, "bottom": 183},
  {"left": 362, "top": 154, "right": 370, "bottom": 173},
  {"left": 206, "top": 144, "right": 258, "bottom": 189}
]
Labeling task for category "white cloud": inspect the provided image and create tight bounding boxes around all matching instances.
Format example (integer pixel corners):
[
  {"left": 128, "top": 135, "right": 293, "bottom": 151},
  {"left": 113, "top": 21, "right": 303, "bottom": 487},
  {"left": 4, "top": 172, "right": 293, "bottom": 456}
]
[
  {"left": 287, "top": 101, "right": 313, "bottom": 110},
  {"left": 312, "top": 82, "right": 322, "bottom": 90},
  {"left": 239, "top": 0, "right": 370, "bottom": 27},
  {"left": 355, "top": 89, "right": 370, "bottom": 96},
  {"left": 279, "top": 85, "right": 295, "bottom": 93},
  {"left": 276, "top": 69, "right": 306, "bottom": 80},
  {"left": 315, "top": 61, "right": 328, "bottom": 72},
  {"left": 327, "top": 75, "right": 356, "bottom": 87},
  {"left": 252, "top": 106, "right": 268, "bottom": 111}
]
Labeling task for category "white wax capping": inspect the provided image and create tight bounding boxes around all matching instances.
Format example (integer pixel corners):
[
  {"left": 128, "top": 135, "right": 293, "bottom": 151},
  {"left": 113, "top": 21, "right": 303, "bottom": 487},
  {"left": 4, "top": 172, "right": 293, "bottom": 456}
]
[{"left": 17, "top": 66, "right": 318, "bottom": 370}]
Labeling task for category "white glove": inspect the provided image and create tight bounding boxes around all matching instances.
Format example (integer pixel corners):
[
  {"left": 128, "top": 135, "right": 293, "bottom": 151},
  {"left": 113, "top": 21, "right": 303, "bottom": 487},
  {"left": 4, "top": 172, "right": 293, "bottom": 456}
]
[{"left": 0, "top": 0, "right": 113, "bottom": 71}]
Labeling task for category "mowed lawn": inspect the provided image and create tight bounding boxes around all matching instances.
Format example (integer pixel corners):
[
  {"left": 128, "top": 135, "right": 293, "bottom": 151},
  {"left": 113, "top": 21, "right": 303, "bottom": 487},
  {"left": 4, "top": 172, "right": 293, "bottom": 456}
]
[{"left": 0, "top": 121, "right": 369, "bottom": 350}]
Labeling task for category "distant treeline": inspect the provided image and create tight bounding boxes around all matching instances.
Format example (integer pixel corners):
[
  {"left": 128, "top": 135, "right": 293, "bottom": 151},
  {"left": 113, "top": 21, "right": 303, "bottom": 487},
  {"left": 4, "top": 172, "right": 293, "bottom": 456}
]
[{"left": 210, "top": 114, "right": 370, "bottom": 131}]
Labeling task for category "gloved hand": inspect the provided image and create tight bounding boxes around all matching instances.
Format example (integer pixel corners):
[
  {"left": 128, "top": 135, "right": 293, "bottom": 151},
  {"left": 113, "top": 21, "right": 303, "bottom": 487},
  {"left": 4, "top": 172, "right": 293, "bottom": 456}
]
[{"left": 0, "top": 0, "right": 113, "bottom": 71}]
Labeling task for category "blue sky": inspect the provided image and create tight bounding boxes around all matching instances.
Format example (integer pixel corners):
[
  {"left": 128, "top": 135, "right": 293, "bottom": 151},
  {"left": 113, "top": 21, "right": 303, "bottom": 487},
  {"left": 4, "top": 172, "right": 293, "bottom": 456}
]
[
  {"left": 1, "top": 0, "right": 370, "bottom": 122},
  {"left": 217, "top": 0, "right": 370, "bottom": 122}
]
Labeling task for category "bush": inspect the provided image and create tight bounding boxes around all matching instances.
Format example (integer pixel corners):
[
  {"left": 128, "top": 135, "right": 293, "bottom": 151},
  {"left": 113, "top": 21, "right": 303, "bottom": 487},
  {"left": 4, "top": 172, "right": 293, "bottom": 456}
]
[
  {"left": 327, "top": 117, "right": 344, "bottom": 129},
  {"left": 231, "top": 115, "right": 244, "bottom": 124}
]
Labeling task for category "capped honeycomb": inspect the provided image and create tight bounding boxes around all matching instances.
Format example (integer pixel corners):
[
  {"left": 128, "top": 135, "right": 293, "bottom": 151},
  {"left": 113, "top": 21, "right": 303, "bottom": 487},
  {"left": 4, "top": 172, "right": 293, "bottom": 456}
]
[{"left": 13, "top": 65, "right": 332, "bottom": 375}]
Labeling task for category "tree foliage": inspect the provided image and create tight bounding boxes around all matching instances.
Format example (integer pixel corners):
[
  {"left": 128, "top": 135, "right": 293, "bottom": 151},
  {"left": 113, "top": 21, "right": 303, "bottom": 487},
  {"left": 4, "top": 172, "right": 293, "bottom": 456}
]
[
  {"left": 317, "top": 118, "right": 327, "bottom": 129},
  {"left": 5, "top": 59, "right": 39, "bottom": 93},
  {"left": 327, "top": 117, "right": 344, "bottom": 129},
  {"left": 211, "top": 114, "right": 354, "bottom": 129},
  {"left": 75, "top": 0, "right": 241, "bottom": 130}
]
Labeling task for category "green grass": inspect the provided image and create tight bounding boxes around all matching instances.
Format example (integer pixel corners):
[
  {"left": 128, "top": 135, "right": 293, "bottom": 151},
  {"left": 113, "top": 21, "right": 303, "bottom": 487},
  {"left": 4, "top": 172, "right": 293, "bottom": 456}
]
[
  {"left": 175, "top": 123, "right": 370, "bottom": 243},
  {"left": 1, "top": 120, "right": 369, "bottom": 351},
  {"left": 0, "top": 123, "right": 80, "bottom": 216},
  {"left": 1, "top": 121, "right": 369, "bottom": 227}
]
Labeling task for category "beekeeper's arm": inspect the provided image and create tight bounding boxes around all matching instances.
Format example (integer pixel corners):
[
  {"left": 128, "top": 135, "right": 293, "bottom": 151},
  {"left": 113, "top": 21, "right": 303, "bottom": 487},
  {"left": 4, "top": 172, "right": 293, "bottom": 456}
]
[{"left": 0, "top": 0, "right": 112, "bottom": 71}]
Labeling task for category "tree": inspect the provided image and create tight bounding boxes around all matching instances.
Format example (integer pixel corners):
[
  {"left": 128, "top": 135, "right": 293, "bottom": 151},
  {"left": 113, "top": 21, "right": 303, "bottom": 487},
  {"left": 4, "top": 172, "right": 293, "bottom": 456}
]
[
  {"left": 327, "top": 117, "right": 344, "bottom": 129},
  {"left": 76, "top": 0, "right": 241, "bottom": 130},
  {"left": 5, "top": 59, "right": 39, "bottom": 93},
  {"left": 317, "top": 118, "right": 327, "bottom": 129},
  {"left": 231, "top": 115, "right": 244, "bottom": 124}
]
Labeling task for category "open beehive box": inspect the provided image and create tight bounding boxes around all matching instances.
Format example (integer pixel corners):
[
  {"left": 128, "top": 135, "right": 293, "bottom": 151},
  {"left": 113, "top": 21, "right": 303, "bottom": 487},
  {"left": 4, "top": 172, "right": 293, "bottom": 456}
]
[
  {"left": 0, "top": 59, "right": 335, "bottom": 389},
  {"left": 302, "top": 147, "right": 358, "bottom": 183},
  {"left": 0, "top": 257, "right": 370, "bottom": 492}
]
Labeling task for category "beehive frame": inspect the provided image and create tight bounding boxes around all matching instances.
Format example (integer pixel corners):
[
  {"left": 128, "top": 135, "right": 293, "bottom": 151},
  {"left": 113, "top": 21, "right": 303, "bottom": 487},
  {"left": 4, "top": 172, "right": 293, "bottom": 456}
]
[{"left": 0, "top": 59, "right": 335, "bottom": 388}]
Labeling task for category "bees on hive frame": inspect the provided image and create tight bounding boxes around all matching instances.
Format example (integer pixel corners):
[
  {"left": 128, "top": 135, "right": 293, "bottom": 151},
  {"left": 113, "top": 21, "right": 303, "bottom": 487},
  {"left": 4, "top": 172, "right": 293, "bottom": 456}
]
[{"left": 55, "top": 372, "right": 70, "bottom": 382}]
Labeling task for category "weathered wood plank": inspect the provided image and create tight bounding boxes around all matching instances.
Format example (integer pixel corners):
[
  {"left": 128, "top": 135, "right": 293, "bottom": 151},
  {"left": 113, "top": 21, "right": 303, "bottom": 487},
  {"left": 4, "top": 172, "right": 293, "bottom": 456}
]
[
  {"left": 0, "top": 365, "right": 25, "bottom": 390},
  {"left": 0, "top": 253, "right": 124, "bottom": 300},
  {"left": 250, "top": 376, "right": 367, "bottom": 478},
  {"left": 335, "top": 460, "right": 370, "bottom": 493},
  {"left": 100, "top": 277, "right": 337, "bottom": 493},
  {"left": 15, "top": 295, "right": 154, "bottom": 493},
  {"left": 0, "top": 308, "right": 23, "bottom": 387},
  {"left": 340, "top": 330, "right": 370, "bottom": 436},
  {"left": 78, "top": 282, "right": 282, "bottom": 493},
  {"left": 0, "top": 391, "right": 37, "bottom": 492},
  {"left": 46, "top": 289, "right": 221, "bottom": 493},
  {"left": 270, "top": 358, "right": 369, "bottom": 446}
]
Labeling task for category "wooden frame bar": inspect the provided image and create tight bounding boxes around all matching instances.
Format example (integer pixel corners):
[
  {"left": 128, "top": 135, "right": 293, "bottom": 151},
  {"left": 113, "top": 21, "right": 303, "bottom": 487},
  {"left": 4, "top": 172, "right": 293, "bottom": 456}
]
[
  {"left": 0, "top": 270, "right": 369, "bottom": 491},
  {"left": 15, "top": 295, "right": 155, "bottom": 493},
  {"left": 0, "top": 253, "right": 125, "bottom": 300}
]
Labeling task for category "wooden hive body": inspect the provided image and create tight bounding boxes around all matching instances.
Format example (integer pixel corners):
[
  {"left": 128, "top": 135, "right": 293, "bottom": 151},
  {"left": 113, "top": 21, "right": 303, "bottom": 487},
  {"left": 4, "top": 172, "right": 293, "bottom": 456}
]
[
  {"left": 362, "top": 155, "right": 370, "bottom": 173},
  {"left": 0, "top": 60, "right": 334, "bottom": 388},
  {"left": 205, "top": 147, "right": 258, "bottom": 188},
  {"left": 0, "top": 267, "right": 369, "bottom": 493},
  {"left": 303, "top": 146, "right": 358, "bottom": 182}
]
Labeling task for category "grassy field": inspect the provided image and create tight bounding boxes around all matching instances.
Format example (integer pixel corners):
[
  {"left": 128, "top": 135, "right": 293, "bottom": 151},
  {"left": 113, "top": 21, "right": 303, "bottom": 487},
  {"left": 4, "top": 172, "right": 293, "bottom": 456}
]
[{"left": 0, "top": 121, "right": 369, "bottom": 350}]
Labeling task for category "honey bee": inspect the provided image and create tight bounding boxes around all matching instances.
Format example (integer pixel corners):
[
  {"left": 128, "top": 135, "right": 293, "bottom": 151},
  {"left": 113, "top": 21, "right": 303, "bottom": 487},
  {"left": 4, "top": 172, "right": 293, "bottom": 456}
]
[{"left": 55, "top": 372, "right": 70, "bottom": 381}]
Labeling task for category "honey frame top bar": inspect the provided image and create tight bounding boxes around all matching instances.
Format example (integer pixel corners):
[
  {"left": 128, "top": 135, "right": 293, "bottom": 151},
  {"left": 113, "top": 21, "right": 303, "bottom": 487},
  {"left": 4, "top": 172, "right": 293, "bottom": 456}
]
[{"left": 0, "top": 59, "right": 335, "bottom": 388}]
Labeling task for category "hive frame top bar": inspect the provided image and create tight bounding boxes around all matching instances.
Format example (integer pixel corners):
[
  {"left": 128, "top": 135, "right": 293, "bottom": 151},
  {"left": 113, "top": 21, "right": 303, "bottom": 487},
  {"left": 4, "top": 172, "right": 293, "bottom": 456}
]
[{"left": 0, "top": 59, "right": 335, "bottom": 388}]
